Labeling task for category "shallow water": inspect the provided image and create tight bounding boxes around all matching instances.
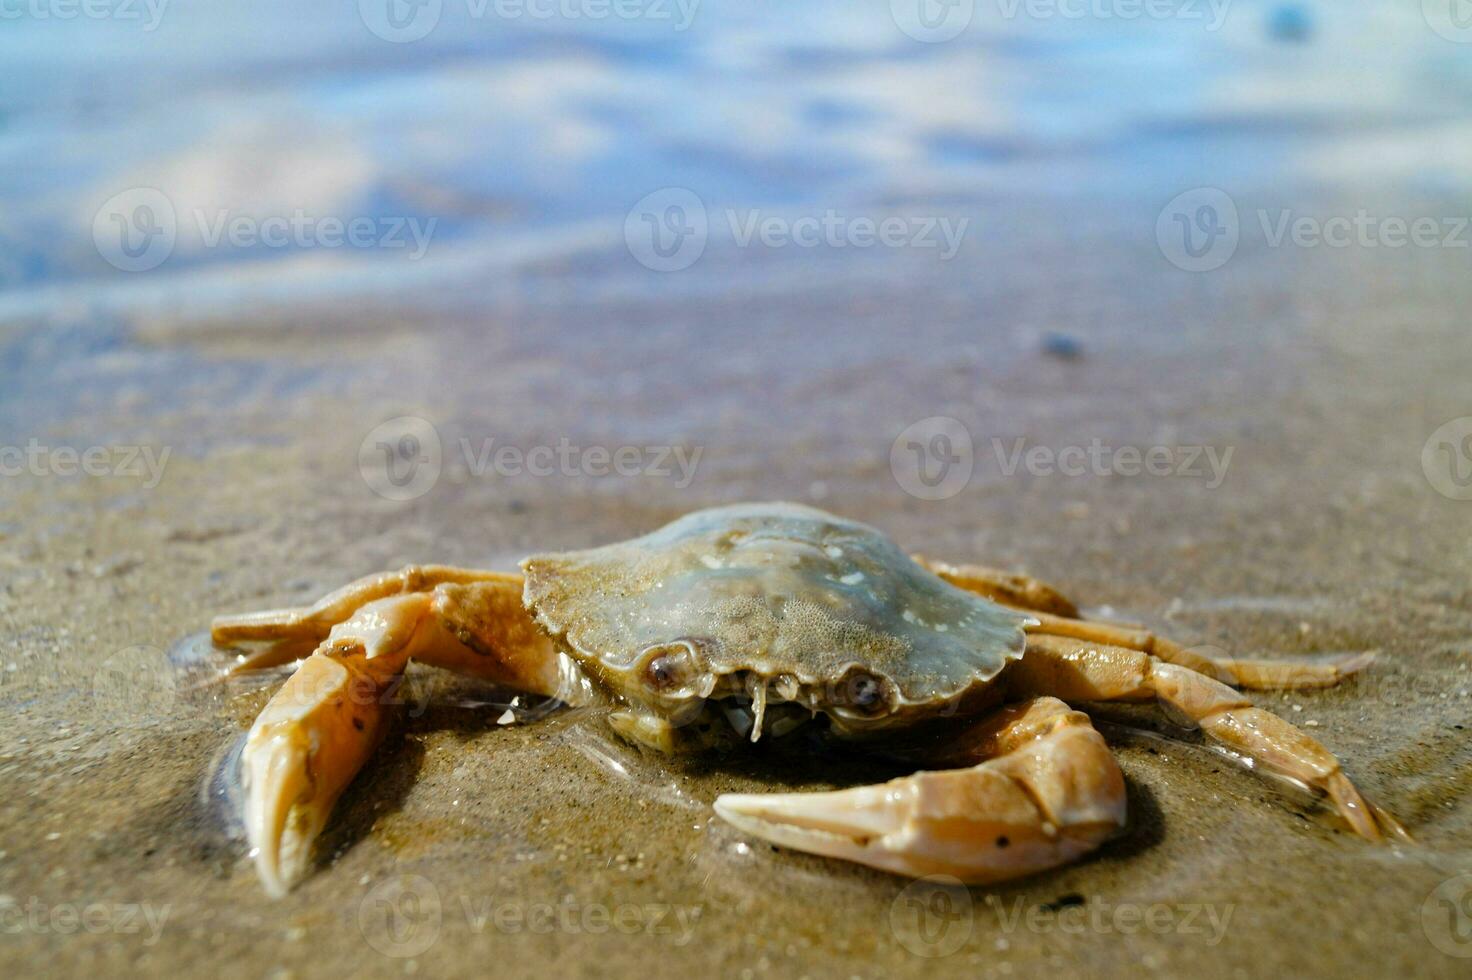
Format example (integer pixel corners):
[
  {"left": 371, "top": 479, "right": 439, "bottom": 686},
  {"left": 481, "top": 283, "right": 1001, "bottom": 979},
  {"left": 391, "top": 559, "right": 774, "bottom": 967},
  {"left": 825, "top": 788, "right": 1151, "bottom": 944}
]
[{"left": 3, "top": 2, "right": 1472, "bottom": 978}]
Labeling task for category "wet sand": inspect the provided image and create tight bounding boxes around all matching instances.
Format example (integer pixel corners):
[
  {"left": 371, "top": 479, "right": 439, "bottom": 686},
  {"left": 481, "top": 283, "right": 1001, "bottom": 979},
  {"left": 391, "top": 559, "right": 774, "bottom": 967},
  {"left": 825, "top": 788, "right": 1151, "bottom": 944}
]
[{"left": 3, "top": 185, "right": 1472, "bottom": 979}]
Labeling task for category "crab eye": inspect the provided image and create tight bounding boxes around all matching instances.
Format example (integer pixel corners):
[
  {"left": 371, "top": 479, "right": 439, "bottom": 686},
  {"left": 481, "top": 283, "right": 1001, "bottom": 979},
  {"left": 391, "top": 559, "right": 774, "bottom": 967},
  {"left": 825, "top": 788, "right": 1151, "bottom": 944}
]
[
  {"left": 641, "top": 642, "right": 698, "bottom": 692},
  {"left": 838, "top": 669, "right": 892, "bottom": 716}
]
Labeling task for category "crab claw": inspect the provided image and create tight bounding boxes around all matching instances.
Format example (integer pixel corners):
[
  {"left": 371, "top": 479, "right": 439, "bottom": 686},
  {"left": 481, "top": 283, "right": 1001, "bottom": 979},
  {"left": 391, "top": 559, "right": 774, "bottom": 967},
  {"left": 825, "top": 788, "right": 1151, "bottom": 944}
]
[
  {"left": 242, "top": 652, "right": 392, "bottom": 896},
  {"left": 715, "top": 702, "right": 1126, "bottom": 883}
]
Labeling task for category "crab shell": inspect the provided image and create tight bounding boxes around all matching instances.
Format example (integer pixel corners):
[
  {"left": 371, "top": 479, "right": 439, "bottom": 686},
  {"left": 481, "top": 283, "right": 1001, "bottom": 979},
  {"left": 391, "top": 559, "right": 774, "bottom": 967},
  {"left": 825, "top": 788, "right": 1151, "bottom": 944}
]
[{"left": 521, "top": 502, "right": 1033, "bottom": 737}]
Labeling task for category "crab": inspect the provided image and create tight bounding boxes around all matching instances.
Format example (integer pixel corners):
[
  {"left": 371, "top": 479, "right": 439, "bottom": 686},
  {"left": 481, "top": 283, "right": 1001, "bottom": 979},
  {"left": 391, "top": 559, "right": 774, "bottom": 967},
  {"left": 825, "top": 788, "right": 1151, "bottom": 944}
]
[{"left": 211, "top": 503, "right": 1406, "bottom": 896}]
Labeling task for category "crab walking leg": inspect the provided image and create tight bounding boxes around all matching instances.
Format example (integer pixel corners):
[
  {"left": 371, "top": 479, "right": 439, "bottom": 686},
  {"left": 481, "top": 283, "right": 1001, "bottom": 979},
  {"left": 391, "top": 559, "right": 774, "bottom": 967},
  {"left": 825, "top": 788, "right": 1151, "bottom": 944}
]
[
  {"left": 913, "top": 556, "right": 1081, "bottom": 618},
  {"left": 715, "top": 698, "right": 1126, "bottom": 883},
  {"left": 1026, "top": 613, "right": 1374, "bottom": 691},
  {"left": 242, "top": 583, "right": 564, "bottom": 896},
  {"left": 212, "top": 565, "right": 521, "bottom": 657},
  {"left": 917, "top": 558, "right": 1372, "bottom": 691},
  {"left": 923, "top": 558, "right": 1369, "bottom": 691},
  {"left": 1010, "top": 635, "right": 1409, "bottom": 841}
]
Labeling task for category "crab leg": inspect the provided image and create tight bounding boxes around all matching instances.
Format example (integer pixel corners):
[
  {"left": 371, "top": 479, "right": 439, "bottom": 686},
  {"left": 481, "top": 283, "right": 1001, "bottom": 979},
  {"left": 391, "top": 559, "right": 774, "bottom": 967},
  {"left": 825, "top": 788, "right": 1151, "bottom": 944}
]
[
  {"left": 917, "top": 557, "right": 1372, "bottom": 691},
  {"left": 914, "top": 556, "right": 1080, "bottom": 618},
  {"left": 212, "top": 565, "right": 521, "bottom": 670},
  {"left": 238, "top": 577, "right": 563, "bottom": 896},
  {"left": 715, "top": 697, "right": 1126, "bottom": 883},
  {"left": 1027, "top": 612, "right": 1374, "bottom": 690},
  {"left": 1009, "top": 635, "right": 1409, "bottom": 841}
]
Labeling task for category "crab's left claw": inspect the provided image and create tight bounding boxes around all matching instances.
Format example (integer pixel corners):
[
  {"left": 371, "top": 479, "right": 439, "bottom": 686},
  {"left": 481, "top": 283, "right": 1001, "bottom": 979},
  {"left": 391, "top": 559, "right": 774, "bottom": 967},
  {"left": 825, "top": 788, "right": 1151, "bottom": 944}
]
[
  {"left": 715, "top": 698, "right": 1126, "bottom": 883},
  {"left": 243, "top": 651, "right": 396, "bottom": 896},
  {"left": 235, "top": 580, "right": 569, "bottom": 896}
]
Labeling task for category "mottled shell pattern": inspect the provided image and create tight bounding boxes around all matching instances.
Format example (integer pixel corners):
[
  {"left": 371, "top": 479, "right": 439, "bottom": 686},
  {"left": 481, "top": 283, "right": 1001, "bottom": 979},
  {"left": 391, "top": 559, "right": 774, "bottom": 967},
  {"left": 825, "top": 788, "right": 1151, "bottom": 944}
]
[{"left": 522, "top": 503, "right": 1032, "bottom": 730}]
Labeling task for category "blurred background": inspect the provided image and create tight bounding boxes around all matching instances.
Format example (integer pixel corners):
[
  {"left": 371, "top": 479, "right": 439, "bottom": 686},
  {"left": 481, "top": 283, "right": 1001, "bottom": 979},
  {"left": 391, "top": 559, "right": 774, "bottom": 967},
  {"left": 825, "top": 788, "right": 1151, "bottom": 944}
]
[
  {"left": 4, "top": 1, "right": 1472, "bottom": 473},
  {"left": 3, "top": 2, "right": 1472, "bottom": 978}
]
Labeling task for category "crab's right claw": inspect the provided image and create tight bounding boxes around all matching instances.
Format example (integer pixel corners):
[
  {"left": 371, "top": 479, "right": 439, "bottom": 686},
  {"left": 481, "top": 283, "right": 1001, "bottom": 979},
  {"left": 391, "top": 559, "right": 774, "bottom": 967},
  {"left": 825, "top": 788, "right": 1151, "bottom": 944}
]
[
  {"left": 242, "top": 652, "right": 393, "bottom": 896},
  {"left": 715, "top": 701, "right": 1126, "bottom": 883}
]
